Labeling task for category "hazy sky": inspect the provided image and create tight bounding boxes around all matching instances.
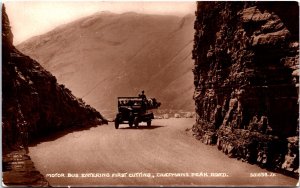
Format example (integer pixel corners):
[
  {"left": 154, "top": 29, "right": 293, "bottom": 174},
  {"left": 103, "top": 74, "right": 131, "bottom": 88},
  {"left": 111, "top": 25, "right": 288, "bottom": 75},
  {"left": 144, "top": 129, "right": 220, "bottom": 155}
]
[{"left": 4, "top": 1, "right": 196, "bottom": 45}]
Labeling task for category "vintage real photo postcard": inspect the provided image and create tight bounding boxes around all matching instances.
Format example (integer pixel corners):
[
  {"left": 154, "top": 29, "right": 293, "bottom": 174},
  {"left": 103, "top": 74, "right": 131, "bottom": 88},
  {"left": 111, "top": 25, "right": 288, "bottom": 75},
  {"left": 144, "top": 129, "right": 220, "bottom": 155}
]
[{"left": 2, "top": 1, "right": 299, "bottom": 187}]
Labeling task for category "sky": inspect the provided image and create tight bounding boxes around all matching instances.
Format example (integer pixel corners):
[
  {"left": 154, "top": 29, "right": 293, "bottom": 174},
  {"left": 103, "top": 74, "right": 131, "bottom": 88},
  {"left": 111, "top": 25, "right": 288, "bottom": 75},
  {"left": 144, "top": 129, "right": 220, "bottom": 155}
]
[{"left": 4, "top": 1, "right": 196, "bottom": 45}]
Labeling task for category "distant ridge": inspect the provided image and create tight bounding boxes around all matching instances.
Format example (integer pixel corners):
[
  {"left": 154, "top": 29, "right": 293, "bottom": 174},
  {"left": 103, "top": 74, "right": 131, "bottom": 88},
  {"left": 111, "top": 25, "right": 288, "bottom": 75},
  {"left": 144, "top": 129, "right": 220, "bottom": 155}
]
[{"left": 18, "top": 12, "right": 195, "bottom": 118}]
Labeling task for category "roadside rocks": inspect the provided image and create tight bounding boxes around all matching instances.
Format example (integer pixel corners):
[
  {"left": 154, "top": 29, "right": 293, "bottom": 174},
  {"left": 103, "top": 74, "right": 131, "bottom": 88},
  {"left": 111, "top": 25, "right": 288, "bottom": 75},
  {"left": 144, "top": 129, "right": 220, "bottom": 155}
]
[
  {"left": 281, "top": 136, "right": 299, "bottom": 174},
  {"left": 192, "top": 2, "right": 299, "bottom": 177},
  {"left": 217, "top": 128, "right": 285, "bottom": 166},
  {"left": 3, "top": 149, "right": 49, "bottom": 186}
]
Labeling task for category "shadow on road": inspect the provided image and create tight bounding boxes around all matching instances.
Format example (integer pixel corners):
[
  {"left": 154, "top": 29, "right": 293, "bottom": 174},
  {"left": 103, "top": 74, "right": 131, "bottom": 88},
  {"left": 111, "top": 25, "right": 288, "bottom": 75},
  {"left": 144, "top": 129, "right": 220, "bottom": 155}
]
[
  {"left": 28, "top": 124, "right": 102, "bottom": 147},
  {"left": 119, "top": 125, "right": 164, "bottom": 130}
]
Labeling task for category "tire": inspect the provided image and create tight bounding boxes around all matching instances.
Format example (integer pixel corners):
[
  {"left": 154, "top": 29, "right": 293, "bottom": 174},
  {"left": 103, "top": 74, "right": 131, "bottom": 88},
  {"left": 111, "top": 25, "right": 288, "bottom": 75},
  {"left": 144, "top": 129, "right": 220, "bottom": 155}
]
[
  {"left": 147, "top": 120, "right": 151, "bottom": 127},
  {"left": 134, "top": 117, "right": 139, "bottom": 128},
  {"left": 129, "top": 120, "right": 133, "bottom": 128},
  {"left": 115, "top": 116, "right": 120, "bottom": 129}
]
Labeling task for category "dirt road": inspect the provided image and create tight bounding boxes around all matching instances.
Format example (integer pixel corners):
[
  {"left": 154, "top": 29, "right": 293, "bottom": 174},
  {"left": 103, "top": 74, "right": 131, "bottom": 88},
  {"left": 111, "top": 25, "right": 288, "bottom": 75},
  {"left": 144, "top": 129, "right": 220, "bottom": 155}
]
[{"left": 28, "top": 118, "right": 298, "bottom": 186}]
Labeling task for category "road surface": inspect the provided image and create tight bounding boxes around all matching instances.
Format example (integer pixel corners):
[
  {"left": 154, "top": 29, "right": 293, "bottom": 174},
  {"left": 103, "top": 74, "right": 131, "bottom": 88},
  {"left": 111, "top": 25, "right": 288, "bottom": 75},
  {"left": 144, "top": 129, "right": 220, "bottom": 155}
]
[{"left": 29, "top": 118, "right": 298, "bottom": 186}]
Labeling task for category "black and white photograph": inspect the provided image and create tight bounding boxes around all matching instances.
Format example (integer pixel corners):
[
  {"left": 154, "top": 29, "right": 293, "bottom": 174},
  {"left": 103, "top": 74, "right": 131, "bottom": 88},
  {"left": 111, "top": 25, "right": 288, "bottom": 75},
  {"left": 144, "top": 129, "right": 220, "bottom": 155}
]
[{"left": 2, "top": 1, "right": 299, "bottom": 186}]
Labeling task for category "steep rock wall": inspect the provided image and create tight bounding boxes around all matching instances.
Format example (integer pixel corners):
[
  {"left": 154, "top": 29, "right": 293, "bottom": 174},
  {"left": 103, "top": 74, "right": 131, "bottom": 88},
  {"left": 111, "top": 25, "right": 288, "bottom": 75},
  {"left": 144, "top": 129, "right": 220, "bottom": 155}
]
[
  {"left": 192, "top": 2, "right": 298, "bottom": 176},
  {"left": 2, "top": 5, "right": 107, "bottom": 154}
]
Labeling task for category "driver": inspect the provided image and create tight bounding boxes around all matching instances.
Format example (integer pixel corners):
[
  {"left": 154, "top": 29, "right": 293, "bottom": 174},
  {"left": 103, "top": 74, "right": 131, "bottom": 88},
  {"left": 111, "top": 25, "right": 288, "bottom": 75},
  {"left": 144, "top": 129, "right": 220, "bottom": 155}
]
[
  {"left": 138, "top": 90, "right": 147, "bottom": 101},
  {"left": 139, "top": 90, "right": 147, "bottom": 110}
]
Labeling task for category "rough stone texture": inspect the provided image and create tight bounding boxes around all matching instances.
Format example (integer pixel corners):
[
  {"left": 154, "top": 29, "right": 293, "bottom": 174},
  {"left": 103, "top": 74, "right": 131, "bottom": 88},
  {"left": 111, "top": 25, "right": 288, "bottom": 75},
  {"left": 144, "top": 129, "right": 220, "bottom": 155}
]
[
  {"left": 2, "top": 4, "right": 107, "bottom": 185},
  {"left": 2, "top": 4, "right": 107, "bottom": 153},
  {"left": 192, "top": 2, "right": 299, "bottom": 177},
  {"left": 3, "top": 149, "right": 49, "bottom": 186}
]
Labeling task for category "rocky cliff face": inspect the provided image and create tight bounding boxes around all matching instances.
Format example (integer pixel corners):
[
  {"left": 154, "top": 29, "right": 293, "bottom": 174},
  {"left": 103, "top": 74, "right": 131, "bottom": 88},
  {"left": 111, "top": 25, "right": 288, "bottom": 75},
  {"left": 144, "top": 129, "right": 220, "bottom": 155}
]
[
  {"left": 2, "top": 5, "right": 107, "bottom": 154},
  {"left": 192, "top": 2, "right": 299, "bottom": 176}
]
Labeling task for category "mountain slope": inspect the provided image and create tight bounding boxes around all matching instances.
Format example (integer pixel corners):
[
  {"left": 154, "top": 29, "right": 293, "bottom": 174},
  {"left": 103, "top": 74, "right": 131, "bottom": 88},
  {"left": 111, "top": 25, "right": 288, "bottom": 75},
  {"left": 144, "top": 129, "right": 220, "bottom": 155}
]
[{"left": 17, "top": 12, "right": 195, "bottom": 118}]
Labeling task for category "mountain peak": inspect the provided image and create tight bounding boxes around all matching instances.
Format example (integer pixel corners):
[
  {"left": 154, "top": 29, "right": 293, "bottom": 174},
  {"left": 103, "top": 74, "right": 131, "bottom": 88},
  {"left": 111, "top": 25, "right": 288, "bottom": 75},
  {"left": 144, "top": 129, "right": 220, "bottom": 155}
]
[
  {"left": 97, "top": 10, "right": 116, "bottom": 15},
  {"left": 2, "top": 4, "right": 13, "bottom": 48}
]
